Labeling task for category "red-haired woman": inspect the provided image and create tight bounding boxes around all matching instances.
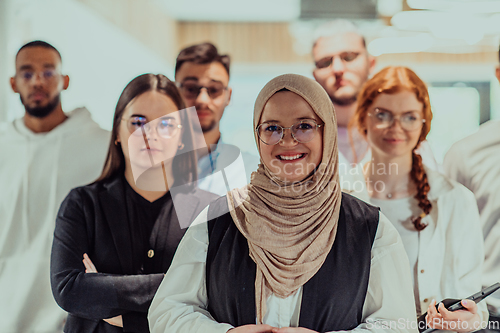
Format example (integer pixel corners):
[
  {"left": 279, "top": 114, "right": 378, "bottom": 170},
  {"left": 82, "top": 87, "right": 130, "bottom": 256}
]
[{"left": 351, "top": 66, "right": 487, "bottom": 332}]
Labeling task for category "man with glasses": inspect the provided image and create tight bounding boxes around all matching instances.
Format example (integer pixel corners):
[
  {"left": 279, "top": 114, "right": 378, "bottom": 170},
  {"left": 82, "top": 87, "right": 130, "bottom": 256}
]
[
  {"left": 0, "top": 40, "right": 109, "bottom": 332},
  {"left": 175, "top": 42, "right": 259, "bottom": 195},
  {"left": 443, "top": 46, "right": 500, "bottom": 332}
]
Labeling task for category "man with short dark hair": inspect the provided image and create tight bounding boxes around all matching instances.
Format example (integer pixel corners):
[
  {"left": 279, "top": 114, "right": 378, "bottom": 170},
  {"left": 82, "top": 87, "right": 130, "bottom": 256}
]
[
  {"left": 175, "top": 42, "right": 259, "bottom": 195},
  {"left": 0, "top": 40, "right": 109, "bottom": 332},
  {"left": 443, "top": 46, "right": 500, "bottom": 331}
]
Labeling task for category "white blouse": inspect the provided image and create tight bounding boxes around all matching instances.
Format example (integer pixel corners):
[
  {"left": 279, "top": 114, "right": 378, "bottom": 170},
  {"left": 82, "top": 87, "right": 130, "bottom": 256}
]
[
  {"left": 370, "top": 197, "right": 421, "bottom": 315},
  {"left": 350, "top": 165, "right": 488, "bottom": 323},
  {"left": 148, "top": 208, "right": 419, "bottom": 333}
]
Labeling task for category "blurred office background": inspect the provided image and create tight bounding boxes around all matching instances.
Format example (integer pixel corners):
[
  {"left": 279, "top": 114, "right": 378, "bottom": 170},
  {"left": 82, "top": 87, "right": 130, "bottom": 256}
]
[{"left": 1, "top": 0, "right": 499, "bottom": 163}]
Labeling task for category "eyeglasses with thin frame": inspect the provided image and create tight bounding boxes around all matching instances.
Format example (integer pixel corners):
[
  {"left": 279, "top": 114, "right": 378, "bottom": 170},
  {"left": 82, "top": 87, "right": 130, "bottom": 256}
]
[
  {"left": 122, "top": 116, "right": 182, "bottom": 138},
  {"left": 369, "top": 108, "right": 426, "bottom": 131},
  {"left": 176, "top": 81, "right": 228, "bottom": 99},
  {"left": 17, "top": 69, "right": 59, "bottom": 82},
  {"left": 256, "top": 119, "right": 323, "bottom": 145},
  {"left": 315, "top": 52, "right": 361, "bottom": 69}
]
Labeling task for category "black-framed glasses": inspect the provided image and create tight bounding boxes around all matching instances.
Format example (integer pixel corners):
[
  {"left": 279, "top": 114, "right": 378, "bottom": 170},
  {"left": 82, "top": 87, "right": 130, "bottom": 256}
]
[
  {"left": 369, "top": 108, "right": 426, "bottom": 131},
  {"left": 176, "top": 81, "right": 228, "bottom": 99},
  {"left": 123, "top": 116, "right": 182, "bottom": 138},
  {"left": 256, "top": 119, "right": 323, "bottom": 145},
  {"left": 17, "top": 69, "right": 59, "bottom": 82},
  {"left": 315, "top": 52, "right": 361, "bottom": 69}
]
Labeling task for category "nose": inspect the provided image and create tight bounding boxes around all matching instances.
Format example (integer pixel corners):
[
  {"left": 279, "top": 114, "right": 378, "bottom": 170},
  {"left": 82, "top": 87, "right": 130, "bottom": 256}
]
[
  {"left": 388, "top": 117, "right": 404, "bottom": 131},
  {"left": 331, "top": 56, "right": 345, "bottom": 74},
  {"left": 143, "top": 124, "right": 158, "bottom": 141},
  {"left": 195, "top": 87, "right": 211, "bottom": 105},
  {"left": 278, "top": 128, "right": 298, "bottom": 146},
  {"left": 31, "top": 73, "right": 44, "bottom": 87}
]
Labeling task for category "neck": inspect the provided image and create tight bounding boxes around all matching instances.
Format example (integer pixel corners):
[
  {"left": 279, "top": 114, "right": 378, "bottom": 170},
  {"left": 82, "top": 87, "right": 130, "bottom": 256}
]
[
  {"left": 333, "top": 102, "right": 357, "bottom": 128},
  {"left": 203, "top": 127, "right": 221, "bottom": 147},
  {"left": 364, "top": 151, "right": 414, "bottom": 199},
  {"left": 23, "top": 104, "right": 67, "bottom": 133},
  {"left": 124, "top": 164, "right": 170, "bottom": 202},
  {"left": 199, "top": 128, "right": 220, "bottom": 158}
]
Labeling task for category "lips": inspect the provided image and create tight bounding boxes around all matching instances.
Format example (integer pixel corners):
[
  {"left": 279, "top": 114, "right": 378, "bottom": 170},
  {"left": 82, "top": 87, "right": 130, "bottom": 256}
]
[
  {"left": 141, "top": 147, "right": 163, "bottom": 152},
  {"left": 277, "top": 153, "right": 306, "bottom": 161},
  {"left": 196, "top": 109, "right": 213, "bottom": 118},
  {"left": 384, "top": 138, "right": 405, "bottom": 144},
  {"left": 30, "top": 92, "right": 48, "bottom": 101}
]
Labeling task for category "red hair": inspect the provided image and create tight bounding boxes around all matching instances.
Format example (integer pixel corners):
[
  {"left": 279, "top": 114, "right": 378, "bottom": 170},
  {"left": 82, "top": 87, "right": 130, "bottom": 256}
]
[{"left": 351, "top": 66, "right": 433, "bottom": 230}]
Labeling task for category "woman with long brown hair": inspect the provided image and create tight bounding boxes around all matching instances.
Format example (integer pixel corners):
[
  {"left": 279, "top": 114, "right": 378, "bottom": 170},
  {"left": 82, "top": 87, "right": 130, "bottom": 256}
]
[
  {"left": 351, "top": 66, "right": 487, "bottom": 332},
  {"left": 50, "top": 73, "right": 217, "bottom": 332}
]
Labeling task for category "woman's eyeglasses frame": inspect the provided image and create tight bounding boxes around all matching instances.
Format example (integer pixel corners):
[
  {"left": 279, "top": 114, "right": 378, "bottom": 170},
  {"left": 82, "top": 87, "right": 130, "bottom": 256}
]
[{"left": 255, "top": 119, "right": 324, "bottom": 146}]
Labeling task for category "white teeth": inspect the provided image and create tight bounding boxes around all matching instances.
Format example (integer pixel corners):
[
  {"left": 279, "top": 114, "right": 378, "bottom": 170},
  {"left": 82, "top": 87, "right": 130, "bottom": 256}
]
[{"left": 279, "top": 154, "right": 303, "bottom": 161}]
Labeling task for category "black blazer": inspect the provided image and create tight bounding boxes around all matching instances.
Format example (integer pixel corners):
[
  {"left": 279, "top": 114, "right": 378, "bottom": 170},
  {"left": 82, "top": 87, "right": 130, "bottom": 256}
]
[{"left": 50, "top": 175, "right": 218, "bottom": 333}]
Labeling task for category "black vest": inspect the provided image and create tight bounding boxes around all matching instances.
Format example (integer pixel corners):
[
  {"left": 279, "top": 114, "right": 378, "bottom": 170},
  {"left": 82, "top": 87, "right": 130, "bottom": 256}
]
[{"left": 206, "top": 193, "right": 379, "bottom": 333}]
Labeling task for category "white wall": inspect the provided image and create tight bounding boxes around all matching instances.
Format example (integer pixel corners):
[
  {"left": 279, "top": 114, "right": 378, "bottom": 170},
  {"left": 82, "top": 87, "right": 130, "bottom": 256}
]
[{"left": 0, "top": 0, "right": 10, "bottom": 123}]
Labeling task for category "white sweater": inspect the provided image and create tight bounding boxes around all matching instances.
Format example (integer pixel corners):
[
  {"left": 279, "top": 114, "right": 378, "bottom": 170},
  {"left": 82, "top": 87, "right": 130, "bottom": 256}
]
[{"left": 0, "top": 108, "right": 110, "bottom": 332}]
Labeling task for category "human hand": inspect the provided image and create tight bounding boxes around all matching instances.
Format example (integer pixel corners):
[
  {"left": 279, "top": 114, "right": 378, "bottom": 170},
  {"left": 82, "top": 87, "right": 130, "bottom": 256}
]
[
  {"left": 271, "top": 327, "right": 318, "bottom": 333},
  {"left": 82, "top": 253, "right": 97, "bottom": 273},
  {"left": 103, "top": 315, "right": 123, "bottom": 327},
  {"left": 227, "top": 324, "right": 276, "bottom": 333},
  {"left": 426, "top": 299, "right": 483, "bottom": 332}
]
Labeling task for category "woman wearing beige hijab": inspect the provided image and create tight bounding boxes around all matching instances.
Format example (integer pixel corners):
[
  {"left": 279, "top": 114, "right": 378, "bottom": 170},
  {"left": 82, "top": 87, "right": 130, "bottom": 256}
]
[{"left": 148, "top": 74, "right": 418, "bottom": 333}]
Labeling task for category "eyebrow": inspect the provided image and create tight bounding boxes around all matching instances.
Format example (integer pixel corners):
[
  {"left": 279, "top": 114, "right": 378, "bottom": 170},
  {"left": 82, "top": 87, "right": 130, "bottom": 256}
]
[
  {"left": 375, "top": 107, "right": 421, "bottom": 113},
  {"left": 18, "top": 64, "right": 56, "bottom": 71},
  {"left": 129, "top": 114, "right": 176, "bottom": 120},
  {"left": 261, "top": 117, "right": 318, "bottom": 123},
  {"left": 182, "top": 77, "right": 224, "bottom": 85}
]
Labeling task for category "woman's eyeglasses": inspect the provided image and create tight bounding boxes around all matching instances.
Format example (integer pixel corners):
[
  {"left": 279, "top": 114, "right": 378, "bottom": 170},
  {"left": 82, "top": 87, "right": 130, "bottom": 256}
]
[
  {"left": 369, "top": 108, "right": 425, "bottom": 131},
  {"left": 123, "top": 116, "right": 182, "bottom": 138},
  {"left": 176, "top": 81, "right": 228, "bottom": 99},
  {"left": 256, "top": 119, "right": 323, "bottom": 145}
]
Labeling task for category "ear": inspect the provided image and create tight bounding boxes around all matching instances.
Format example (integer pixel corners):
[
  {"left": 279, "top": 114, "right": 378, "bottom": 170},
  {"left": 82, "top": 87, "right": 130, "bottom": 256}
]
[
  {"left": 10, "top": 77, "right": 18, "bottom": 93},
  {"left": 495, "top": 66, "right": 500, "bottom": 84},
  {"left": 225, "top": 86, "right": 232, "bottom": 106},
  {"left": 62, "top": 75, "right": 70, "bottom": 90},
  {"left": 368, "top": 55, "right": 376, "bottom": 75}
]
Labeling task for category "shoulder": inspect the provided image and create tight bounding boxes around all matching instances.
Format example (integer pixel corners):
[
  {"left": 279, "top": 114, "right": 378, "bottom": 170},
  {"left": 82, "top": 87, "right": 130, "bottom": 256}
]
[
  {"left": 341, "top": 192, "right": 380, "bottom": 217},
  {"left": 446, "top": 120, "right": 500, "bottom": 157},
  {"left": 66, "top": 107, "right": 110, "bottom": 139},
  {"left": 340, "top": 192, "right": 380, "bottom": 240},
  {"left": 426, "top": 167, "right": 475, "bottom": 203},
  {"left": 206, "top": 196, "right": 231, "bottom": 221},
  {"left": 0, "top": 119, "right": 19, "bottom": 138},
  {"left": 63, "top": 181, "right": 106, "bottom": 204}
]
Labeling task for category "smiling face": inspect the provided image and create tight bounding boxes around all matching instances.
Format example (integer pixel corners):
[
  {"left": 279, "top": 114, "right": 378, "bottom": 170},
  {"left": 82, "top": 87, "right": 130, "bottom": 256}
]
[
  {"left": 364, "top": 90, "right": 424, "bottom": 159},
  {"left": 117, "top": 91, "right": 182, "bottom": 178},
  {"left": 258, "top": 91, "right": 323, "bottom": 183}
]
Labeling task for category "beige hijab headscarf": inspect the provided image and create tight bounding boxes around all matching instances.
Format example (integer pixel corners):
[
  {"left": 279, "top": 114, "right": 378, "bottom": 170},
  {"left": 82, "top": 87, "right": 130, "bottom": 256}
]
[{"left": 227, "top": 74, "right": 342, "bottom": 324}]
